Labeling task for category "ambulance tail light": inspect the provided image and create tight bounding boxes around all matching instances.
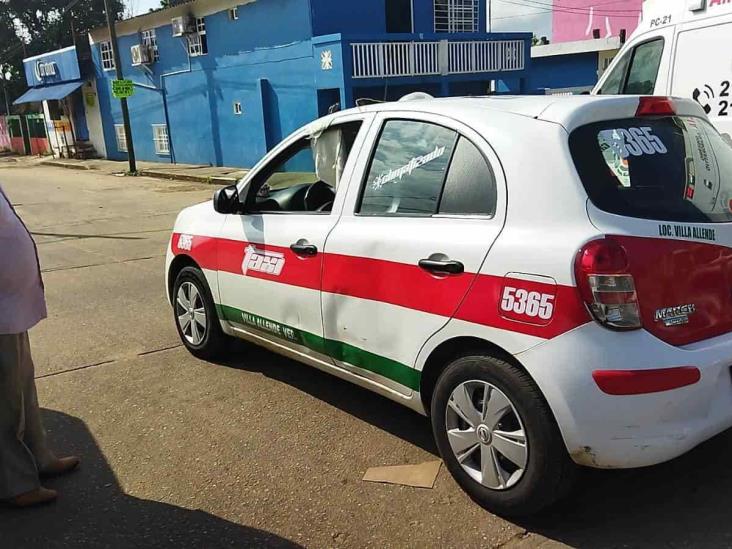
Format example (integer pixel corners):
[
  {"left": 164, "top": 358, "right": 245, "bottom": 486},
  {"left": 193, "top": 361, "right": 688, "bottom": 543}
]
[
  {"left": 636, "top": 96, "right": 676, "bottom": 117},
  {"left": 575, "top": 238, "right": 642, "bottom": 330}
]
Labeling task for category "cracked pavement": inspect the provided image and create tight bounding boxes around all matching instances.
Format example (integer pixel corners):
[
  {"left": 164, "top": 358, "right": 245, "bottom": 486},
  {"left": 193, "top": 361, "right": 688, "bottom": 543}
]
[{"left": 1, "top": 163, "right": 732, "bottom": 548}]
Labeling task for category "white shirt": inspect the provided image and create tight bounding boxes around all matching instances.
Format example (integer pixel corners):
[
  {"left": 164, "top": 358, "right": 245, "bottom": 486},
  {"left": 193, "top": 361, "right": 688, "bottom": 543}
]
[{"left": 0, "top": 186, "right": 46, "bottom": 334}]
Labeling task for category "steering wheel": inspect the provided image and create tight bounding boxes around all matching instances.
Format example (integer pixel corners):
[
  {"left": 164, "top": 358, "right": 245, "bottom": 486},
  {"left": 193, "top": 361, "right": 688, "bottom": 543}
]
[{"left": 304, "top": 181, "right": 336, "bottom": 212}]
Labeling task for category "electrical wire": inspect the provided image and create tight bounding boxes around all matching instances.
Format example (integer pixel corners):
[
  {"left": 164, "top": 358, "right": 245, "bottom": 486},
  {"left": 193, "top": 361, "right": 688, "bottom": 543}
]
[
  {"left": 493, "top": 0, "right": 641, "bottom": 20},
  {"left": 506, "top": 0, "right": 642, "bottom": 13}
]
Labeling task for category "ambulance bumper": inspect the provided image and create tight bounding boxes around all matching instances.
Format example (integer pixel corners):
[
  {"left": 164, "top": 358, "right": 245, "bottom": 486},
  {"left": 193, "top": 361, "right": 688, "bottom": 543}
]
[{"left": 517, "top": 323, "right": 732, "bottom": 468}]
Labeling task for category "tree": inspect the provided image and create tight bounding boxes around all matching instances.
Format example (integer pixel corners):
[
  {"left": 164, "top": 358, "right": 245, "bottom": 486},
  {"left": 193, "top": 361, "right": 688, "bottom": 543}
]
[{"left": 0, "top": 0, "right": 124, "bottom": 113}]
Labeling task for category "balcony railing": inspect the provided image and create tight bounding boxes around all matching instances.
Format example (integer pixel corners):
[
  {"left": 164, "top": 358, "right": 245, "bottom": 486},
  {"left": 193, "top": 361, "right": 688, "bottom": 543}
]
[{"left": 351, "top": 39, "right": 525, "bottom": 79}]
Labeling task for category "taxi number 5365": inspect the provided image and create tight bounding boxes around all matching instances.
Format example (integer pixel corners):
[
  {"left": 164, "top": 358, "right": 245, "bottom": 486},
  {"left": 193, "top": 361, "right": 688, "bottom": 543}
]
[{"left": 501, "top": 287, "right": 555, "bottom": 320}]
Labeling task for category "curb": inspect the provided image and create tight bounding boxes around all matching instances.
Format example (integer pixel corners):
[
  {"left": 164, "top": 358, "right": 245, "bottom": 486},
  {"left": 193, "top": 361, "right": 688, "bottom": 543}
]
[
  {"left": 138, "top": 170, "right": 236, "bottom": 185},
  {"left": 41, "top": 161, "right": 94, "bottom": 171},
  {"left": 40, "top": 161, "right": 238, "bottom": 185}
]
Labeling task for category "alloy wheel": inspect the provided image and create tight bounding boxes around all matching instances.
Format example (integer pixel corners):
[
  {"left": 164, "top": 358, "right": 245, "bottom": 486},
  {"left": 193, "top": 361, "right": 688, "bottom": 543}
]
[{"left": 176, "top": 281, "right": 207, "bottom": 345}]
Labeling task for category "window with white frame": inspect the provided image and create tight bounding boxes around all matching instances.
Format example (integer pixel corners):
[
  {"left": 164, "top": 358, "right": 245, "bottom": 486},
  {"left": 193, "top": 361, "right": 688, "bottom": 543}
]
[
  {"left": 228, "top": 7, "right": 238, "bottom": 20},
  {"left": 100, "top": 41, "right": 115, "bottom": 70},
  {"left": 114, "top": 124, "right": 127, "bottom": 152},
  {"left": 434, "top": 0, "right": 479, "bottom": 33},
  {"left": 152, "top": 124, "right": 170, "bottom": 155},
  {"left": 187, "top": 17, "right": 208, "bottom": 56},
  {"left": 233, "top": 101, "right": 242, "bottom": 115},
  {"left": 141, "top": 29, "right": 159, "bottom": 61}
]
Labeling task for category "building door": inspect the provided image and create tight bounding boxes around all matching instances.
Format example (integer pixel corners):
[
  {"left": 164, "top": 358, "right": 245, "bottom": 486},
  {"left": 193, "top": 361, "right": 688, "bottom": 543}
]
[
  {"left": 386, "top": 0, "right": 413, "bottom": 33},
  {"left": 71, "top": 91, "right": 89, "bottom": 141}
]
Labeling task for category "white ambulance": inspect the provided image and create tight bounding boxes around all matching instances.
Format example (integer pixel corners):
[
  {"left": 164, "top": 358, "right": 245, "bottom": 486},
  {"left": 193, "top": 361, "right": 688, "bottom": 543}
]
[
  {"left": 593, "top": 0, "right": 732, "bottom": 138},
  {"left": 166, "top": 94, "right": 732, "bottom": 516}
]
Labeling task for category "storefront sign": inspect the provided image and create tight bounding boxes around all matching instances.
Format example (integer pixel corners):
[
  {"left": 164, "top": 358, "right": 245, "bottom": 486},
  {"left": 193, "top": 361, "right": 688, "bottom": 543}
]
[
  {"left": 34, "top": 61, "right": 58, "bottom": 80},
  {"left": 112, "top": 79, "right": 134, "bottom": 99}
]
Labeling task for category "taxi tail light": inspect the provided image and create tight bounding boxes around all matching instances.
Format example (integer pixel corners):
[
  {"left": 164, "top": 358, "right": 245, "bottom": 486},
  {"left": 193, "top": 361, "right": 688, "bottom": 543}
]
[
  {"left": 575, "top": 238, "right": 642, "bottom": 330},
  {"left": 636, "top": 96, "right": 676, "bottom": 117}
]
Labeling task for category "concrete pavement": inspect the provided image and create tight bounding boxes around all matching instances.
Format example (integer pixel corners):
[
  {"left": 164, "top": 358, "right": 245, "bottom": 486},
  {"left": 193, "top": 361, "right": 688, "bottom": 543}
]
[{"left": 1, "top": 163, "right": 731, "bottom": 547}]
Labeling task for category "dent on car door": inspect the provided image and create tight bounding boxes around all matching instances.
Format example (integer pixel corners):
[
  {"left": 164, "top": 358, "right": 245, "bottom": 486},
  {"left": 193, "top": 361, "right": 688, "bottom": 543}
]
[
  {"left": 321, "top": 115, "right": 506, "bottom": 396},
  {"left": 215, "top": 118, "right": 370, "bottom": 361}
]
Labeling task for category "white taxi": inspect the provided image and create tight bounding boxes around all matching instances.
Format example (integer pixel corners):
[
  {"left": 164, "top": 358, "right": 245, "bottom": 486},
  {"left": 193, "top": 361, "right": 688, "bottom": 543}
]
[{"left": 166, "top": 94, "right": 732, "bottom": 515}]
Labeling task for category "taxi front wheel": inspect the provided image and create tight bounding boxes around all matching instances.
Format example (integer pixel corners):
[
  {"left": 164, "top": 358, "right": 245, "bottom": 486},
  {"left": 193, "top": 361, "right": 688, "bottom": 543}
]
[
  {"left": 173, "top": 266, "right": 228, "bottom": 360},
  {"left": 431, "top": 353, "right": 577, "bottom": 517}
]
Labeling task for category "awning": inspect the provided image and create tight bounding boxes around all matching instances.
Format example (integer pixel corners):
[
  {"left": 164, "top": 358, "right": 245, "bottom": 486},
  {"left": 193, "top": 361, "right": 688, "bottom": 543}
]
[{"left": 13, "top": 81, "right": 84, "bottom": 105}]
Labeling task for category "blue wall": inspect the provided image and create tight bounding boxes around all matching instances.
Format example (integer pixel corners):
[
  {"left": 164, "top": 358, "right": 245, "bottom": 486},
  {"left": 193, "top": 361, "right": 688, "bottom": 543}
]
[
  {"left": 526, "top": 52, "right": 600, "bottom": 92},
  {"left": 95, "top": 0, "right": 318, "bottom": 167}
]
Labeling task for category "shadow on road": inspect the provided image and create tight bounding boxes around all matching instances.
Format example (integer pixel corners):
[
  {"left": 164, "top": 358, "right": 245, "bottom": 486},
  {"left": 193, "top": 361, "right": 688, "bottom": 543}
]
[
  {"left": 215, "top": 340, "right": 439, "bottom": 455},
  {"left": 520, "top": 428, "right": 732, "bottom": 546},
  {"left": 217, "top": 341, "right": 732, "bottom": 546},
  {"left": 0, "top": 409, "right": 302, "bottom": 549}
]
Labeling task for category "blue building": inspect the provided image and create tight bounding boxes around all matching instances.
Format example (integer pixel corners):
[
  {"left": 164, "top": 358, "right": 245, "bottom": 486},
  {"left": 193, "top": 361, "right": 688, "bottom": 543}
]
[
  {"left": 87, "top": 0, "right": 531, "bottom": 168},
  {"left": 13, "top": 44, "right": 107, "bottom": 158}
]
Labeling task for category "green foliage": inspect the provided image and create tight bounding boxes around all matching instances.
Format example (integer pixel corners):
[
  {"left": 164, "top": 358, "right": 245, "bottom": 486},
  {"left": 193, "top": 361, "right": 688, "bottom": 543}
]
[{"left": 0, "top": 0, "right": 124, "bottom": 113}]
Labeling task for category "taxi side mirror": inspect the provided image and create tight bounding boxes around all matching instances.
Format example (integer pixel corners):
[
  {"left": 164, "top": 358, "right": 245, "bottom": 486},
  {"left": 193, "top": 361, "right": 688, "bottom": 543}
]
[{"left": 212, "top": 185, "right": 240, "bottom": 214}]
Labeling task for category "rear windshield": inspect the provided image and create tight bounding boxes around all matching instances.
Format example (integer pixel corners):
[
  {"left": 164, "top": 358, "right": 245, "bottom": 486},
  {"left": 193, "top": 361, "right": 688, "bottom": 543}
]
[{"left": 570, "top": 116, "right": 732, "bottom": 223}]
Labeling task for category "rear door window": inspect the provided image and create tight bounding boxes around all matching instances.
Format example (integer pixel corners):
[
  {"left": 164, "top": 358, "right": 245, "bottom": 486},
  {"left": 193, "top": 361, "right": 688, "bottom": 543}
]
[
  {"left": 359, "top": 120, "right": 457, "bottom": 216},
  {"left": 570, "top": 116, "right": 732, "bottom": 222},
  {"left": 358, "top": 120, "right": 497, "bottom": 217}
]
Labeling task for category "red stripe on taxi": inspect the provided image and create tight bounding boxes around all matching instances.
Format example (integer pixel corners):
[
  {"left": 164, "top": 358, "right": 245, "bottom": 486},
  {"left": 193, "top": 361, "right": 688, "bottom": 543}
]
[{"left": 172, "top": 233, "right": 591, "bottom": 339}]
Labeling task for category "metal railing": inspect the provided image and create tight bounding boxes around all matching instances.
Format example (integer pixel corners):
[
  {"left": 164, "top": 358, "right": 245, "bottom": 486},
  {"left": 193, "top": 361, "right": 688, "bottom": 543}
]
[
  {"left": 351, "top": 39, "right": 525, "bottom": 79},
  {"left": 351, "top": 41, "right": 441, "bottom": 79}
]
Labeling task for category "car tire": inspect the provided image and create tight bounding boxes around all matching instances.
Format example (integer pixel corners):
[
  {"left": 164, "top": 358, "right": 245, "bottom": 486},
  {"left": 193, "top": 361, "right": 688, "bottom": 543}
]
[
  {"left": 431, "top": 353, "right": 577, "bottom": 517},
  {"left": 172, "top": 266, "right": 228, "bottom": 360}
]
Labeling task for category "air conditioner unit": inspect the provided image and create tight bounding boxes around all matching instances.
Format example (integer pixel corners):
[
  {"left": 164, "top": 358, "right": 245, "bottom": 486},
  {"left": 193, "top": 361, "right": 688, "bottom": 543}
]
[
  {"left": 130, "top": 44, "right": 151, "bottom": 66},
  {"left": 171, "top": 14, "right": 195, "bottom": 37}
]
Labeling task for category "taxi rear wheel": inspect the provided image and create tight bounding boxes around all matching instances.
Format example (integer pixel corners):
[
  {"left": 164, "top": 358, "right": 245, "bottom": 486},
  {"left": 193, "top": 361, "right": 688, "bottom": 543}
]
[
  {"left": 173, "top": 266, "right": 227, "bottom": 360},
  {"left": 431, "top": 353, "right": 577, "bottom": 517}
]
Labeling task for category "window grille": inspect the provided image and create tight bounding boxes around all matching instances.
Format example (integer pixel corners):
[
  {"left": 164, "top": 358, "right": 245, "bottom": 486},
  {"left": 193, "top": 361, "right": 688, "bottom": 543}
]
[
  {"left": 434, "top": 0, "right": 479, "bottom": 33},
  {"left": 152, "top": 124, "right": 170, "bottom": 155}
]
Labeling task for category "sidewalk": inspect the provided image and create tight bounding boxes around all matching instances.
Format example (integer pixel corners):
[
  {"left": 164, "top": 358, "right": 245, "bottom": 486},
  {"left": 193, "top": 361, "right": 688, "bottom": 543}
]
[{"left": 40, "top": 157, "right": 248, "bottom": 185}]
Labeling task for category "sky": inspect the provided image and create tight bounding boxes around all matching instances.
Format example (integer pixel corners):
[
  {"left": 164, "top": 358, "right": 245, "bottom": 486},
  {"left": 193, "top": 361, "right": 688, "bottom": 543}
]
[
  {"left": 490, "top": 0, "right": 553, "bottom": 38},
  {"left": 126, "top": 0, "right": 162, "bottom": 17},
  {"left": 124, "top": 0, "right": 553, "bottom": 38}
]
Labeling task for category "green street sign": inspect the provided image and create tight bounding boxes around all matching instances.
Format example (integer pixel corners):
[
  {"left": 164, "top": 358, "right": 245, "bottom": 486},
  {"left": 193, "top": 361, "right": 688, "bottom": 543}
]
[{"left": 112, "top": 79, "right": 134, "bottom": 99}]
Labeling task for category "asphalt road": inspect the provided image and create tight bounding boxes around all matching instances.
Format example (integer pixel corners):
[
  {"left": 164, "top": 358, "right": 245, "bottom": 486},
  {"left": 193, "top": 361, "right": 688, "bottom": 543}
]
[{"left": 1, "top": 159, "right": 732, "bottom": 548}]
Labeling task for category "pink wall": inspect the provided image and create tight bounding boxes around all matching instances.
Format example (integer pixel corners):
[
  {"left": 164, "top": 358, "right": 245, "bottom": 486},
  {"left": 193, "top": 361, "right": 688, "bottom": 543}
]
[
  {"left": 552, "top": 0, "right": 643, "bottom": 43},
  {"left": 0, "top": 117, "right": 10, "bottom": 151}
]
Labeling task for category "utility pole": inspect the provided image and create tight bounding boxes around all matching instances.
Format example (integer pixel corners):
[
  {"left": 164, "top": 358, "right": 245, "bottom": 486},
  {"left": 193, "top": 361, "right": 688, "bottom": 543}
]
[
  {"left": 1, "top": 67, "right": 10, "bottom": 116},
  {"left": 70, "top": 9, "right": 77, "bottom": 46},
  {"left": 103, "top": 0, "right": 136, "bottom": 173}
]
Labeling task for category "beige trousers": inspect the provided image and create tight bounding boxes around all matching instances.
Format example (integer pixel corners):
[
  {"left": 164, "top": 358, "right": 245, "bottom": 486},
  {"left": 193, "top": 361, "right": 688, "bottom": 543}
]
[{"left": 0, "top": 332, "right": 55, "bottom": 499}]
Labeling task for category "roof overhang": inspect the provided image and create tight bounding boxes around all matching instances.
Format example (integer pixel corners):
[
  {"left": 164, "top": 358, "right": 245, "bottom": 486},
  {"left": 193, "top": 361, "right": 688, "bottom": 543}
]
[
  {"left": 532, "top": 37, "right": 622, "bottom": 59},
  {"left": 13, "top": 81, "right": 84, "bottom": 105}
]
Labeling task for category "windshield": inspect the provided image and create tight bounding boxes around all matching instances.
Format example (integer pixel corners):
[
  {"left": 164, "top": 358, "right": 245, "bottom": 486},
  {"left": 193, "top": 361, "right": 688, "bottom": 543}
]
[{"left": 570, "top": 116, "right": 732, "bottom": 223}]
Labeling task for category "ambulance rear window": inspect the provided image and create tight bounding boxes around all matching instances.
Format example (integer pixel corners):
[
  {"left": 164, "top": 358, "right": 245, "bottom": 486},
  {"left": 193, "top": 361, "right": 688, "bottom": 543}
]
[{"left": 569, "top": 116, "right": 732, "bottom": 223}]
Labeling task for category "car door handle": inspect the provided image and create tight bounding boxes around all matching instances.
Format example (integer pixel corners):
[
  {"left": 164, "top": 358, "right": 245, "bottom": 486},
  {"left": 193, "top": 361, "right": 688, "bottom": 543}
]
[
  {"left": 418, "top": 258, "right": 464, "bottom": 275},
  {"left": 290, "top": 242, "right": 318, "bottom": 257}
]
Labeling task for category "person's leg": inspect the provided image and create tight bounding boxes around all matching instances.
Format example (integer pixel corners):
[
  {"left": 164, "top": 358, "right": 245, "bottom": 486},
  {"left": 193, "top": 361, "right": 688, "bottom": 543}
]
[
  {"left": 17, "top": 332, "right": 57, "bottom": 471},
  {"left": 0, "top": 333, "right": 43, "bottom": 499}
]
